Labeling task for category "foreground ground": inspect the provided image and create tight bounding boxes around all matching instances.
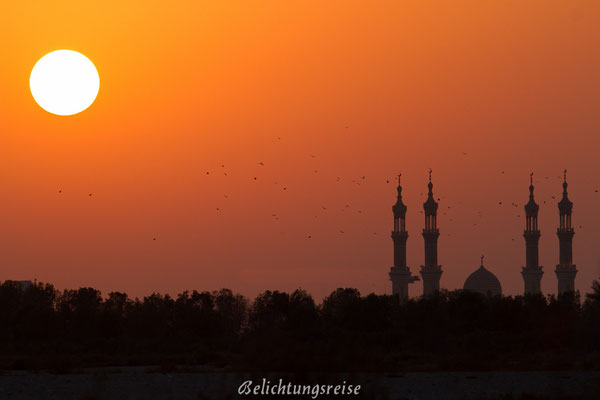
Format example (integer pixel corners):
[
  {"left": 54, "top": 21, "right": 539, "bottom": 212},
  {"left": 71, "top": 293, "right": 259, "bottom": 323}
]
[{"left": 1, "top": 368, "right": 600, "bottom": 400}]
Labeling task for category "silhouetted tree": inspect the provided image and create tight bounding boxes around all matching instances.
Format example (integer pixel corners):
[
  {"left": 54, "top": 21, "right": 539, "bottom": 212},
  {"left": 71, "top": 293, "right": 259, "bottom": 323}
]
[
  {"left": 1, "top": 282, "right": 600, "bottom": 372},
  {"left": 321, "top": 288, "right": 362, "bottom": 329}
]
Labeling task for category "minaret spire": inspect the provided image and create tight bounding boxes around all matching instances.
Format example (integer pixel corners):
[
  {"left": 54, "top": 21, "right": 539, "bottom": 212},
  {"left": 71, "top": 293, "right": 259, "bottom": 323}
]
[
  {"left": 521, "top": 172, "right": 543, "bottom": 294},
  {"left": 555, "top": 169, "right": 577, "bottom": 294},
  {"left": 420, "top": 169, "right": 442, "bottom": 295},
  {"left": 389, "top": 172, "right": 418, "bottom": 299}
]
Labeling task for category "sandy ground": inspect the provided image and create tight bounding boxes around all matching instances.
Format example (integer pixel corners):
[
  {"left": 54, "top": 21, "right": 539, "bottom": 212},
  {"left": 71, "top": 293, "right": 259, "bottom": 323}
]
[{"left": 0, "top": 368, "right": 599, "bottom": 399}]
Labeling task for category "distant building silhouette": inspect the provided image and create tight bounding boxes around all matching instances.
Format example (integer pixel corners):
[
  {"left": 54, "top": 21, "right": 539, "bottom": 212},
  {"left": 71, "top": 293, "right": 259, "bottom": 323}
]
[
  {"left": 555, "top": 170, "right": 577, "bottom": 294},
  {"left": 521, "top": 173, "right": 543, "bottom": 294},
  {"left": 464, "top": 256, "right": 502, "bottom": 296},
  {"left": 389, "top": 174, "right": 419, "bottom": 299},
  {"left": 385, "top": 170, "right": 587, "bottom": 297},
  {"left": 420, "top": 169, "right": 442, "bottom": 295}
]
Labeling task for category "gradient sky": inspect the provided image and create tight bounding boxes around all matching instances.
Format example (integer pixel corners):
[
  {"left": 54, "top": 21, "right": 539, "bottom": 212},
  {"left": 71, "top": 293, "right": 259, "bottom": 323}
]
[{"left": 1, "top": 1, "right": 599, "bottom": 300}]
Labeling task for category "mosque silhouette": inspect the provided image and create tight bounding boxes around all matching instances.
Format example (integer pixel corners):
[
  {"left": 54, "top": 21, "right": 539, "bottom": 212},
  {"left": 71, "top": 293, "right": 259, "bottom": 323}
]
[{"left": 389, "top": 169, "right": 577, "bottom": 298}]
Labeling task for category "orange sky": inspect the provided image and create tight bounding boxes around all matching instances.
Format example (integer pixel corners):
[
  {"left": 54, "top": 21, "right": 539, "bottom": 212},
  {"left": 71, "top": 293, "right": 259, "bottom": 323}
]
[{"left": 1, "top": 1, "right": 599, "bottom": 300}]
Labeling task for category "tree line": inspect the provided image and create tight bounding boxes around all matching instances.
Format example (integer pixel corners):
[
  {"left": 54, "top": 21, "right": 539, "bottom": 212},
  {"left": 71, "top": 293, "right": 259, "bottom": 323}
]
[{"left": 1, "top": 279, "right": 599, "bottom": 372}]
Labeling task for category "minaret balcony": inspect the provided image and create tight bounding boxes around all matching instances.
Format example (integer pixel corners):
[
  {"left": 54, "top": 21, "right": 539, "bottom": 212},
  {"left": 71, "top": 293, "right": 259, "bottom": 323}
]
[{"left": 555, "top": 263, "right": 577, "bottom": 271}]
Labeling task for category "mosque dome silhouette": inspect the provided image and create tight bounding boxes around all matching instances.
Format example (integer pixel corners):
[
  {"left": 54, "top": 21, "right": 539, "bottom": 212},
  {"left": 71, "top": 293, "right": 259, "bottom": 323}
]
[{"left": 463, "top": 257, "right": 502, "bottom": 296}]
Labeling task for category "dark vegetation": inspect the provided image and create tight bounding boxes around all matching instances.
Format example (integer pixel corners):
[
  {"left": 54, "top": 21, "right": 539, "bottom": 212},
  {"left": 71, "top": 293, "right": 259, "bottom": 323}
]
[{"left": 1, "top": 279, "right": 600, "bottom": 372}]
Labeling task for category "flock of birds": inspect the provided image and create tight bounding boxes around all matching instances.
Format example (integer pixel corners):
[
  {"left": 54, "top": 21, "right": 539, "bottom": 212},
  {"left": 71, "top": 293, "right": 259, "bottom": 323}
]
[{"left": 54, "top": 150, "right": 598, "bottom": 243}]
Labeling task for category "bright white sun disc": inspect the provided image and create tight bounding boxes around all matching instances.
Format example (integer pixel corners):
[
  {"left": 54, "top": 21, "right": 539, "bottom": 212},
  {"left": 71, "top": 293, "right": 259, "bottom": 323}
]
[{"left": 30, "top": 50, "right": 100, "bottom": 116}]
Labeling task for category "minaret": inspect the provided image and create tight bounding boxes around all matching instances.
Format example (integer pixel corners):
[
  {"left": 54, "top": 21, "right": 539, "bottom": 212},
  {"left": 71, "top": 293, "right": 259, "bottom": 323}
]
[
  {"left": 555, "top": 169, "right": 577, "bottom": 294},
  {"left": 420, "top": 169, "right": 442, "bottom": 295},
  {"left": 389, "top": 174, "right": 419, "bottom": 299},
  {"left": 521, "top": 172, "right": 544, "bottom": 294}
]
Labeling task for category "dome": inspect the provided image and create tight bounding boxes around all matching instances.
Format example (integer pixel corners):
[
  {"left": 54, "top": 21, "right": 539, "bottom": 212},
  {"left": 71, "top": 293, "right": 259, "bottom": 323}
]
[{"left": 463, "top": 263, "right": 502, "bottom": 296}]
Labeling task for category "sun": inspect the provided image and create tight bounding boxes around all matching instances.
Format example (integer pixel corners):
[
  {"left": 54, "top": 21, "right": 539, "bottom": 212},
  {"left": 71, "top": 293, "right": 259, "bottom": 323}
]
[{"left": 30, "top": 50, "right": 100, "bottom": 116}]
